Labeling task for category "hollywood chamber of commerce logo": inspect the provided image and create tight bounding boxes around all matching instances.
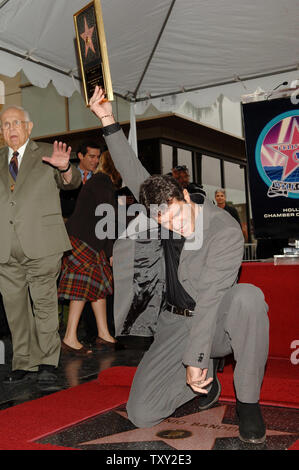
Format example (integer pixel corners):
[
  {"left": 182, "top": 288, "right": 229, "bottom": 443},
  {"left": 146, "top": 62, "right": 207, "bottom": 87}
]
[{"left": 255, "top": 111, "right": 299, "bottom": 199}]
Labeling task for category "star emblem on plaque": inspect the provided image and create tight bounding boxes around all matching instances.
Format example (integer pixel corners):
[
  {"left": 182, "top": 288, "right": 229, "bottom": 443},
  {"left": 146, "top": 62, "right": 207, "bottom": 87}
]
[{"left": 80, "top": 16, "right": 96, "bottom": 57}]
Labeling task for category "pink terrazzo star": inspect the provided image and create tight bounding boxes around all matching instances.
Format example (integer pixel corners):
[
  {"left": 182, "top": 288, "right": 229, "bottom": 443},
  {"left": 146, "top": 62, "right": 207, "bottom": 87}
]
[{"left": 79, "top": 405, "right": 295, "bottom": 450}]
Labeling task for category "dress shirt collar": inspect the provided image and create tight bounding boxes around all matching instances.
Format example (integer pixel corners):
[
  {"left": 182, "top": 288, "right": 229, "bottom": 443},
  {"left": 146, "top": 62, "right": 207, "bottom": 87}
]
[
  {"left": 8, "top": 139, "right": 29, "bottom": 167},
  {"left": 78, "top": 167, "right": 93, "bottom": 182}
]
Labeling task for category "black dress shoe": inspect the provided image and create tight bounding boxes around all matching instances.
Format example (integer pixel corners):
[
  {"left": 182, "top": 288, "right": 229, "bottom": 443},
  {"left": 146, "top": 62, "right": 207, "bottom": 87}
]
[
  {"left": 3, "top": 369, "right": 38, "bottom": 384},
  {"left": 38, "top": 365, "right": 58, "bottom": 384},
  {"left": 197, "top": 358, "right": 222, "bottom": 411},
  {"left": 236, "top": 399, "right": 266, "bottom": 444}
]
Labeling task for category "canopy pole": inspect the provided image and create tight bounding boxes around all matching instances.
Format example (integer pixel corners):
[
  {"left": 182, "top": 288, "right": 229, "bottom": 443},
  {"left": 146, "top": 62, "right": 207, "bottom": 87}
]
[
  {"left": 0, "top": 80, "right": 5, "bottom": 104},
  {"left": 133, "top": 0, "right": 177, "bottom": 99},
  {"left": 128, "top": 102, "right": 138, "bottom": 158},
  {"left": 0, "top": 0, "right": 11, "bottom": 10}
]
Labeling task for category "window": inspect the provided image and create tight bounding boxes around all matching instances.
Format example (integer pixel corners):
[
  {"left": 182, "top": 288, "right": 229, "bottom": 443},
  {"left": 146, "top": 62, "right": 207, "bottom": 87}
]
[
  {"left": 177, "top": 149, "right": 193, "bottom": 181},
  {"left": 161, "top": 144, "right": 173, "bottom": 175},
  {"left": 201, "top": 155, "right": 222, "bottom": 200},
  {"left": 224, "top": 161, "right": 246, "bottom": 205},
  {"left": 224, "top": 161, "right": 248, "bottom": 240}
]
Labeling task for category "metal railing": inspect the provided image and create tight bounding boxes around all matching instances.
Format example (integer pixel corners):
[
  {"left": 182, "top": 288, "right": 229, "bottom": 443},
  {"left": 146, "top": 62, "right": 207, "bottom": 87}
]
[
  {"left": 243, "top": 243, "right": 257, "bottom": 261},
  {"left": 0, "top": 340, "right": 4, "bottom": 365}
]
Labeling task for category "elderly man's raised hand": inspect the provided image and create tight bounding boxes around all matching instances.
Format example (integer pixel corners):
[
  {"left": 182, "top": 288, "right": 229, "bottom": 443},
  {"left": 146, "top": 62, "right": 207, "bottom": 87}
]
[
  {"left": 42, "top": 141, "right": 72, "bottom": 171},
  {"left": 89, "top": 86, "right": 115, "bottom": 126}
]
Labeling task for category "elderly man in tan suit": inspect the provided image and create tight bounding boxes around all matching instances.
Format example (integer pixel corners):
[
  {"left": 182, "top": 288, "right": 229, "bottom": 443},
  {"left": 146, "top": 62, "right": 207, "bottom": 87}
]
[{"left": 0, "top": 106, "right": 81, "bottom": 384}]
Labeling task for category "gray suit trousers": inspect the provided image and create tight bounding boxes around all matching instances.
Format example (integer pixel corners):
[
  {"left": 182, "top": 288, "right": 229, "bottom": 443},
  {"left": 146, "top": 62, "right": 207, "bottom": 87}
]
[
  {"left": 0, "top": 230, "right": 62, "bottom": 371},
  {"left": 127, "top": 283, "right": 269, "bottom": 428}
]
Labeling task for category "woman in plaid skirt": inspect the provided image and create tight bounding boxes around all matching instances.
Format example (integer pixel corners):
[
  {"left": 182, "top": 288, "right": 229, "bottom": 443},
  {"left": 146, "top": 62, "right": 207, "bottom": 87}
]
[{"left": 58, "top": 160, "right": 119, "bottom": 355}]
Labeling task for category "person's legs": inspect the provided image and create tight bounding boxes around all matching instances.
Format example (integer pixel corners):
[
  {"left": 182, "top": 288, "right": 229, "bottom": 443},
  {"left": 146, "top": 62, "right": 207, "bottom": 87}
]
[
  {"left": 91, "top": 298, "right": 115, "bottom": 343},
  {"left": 0, "top": 255, "right": 37, "bottom": 371},
  {"left": 212, "top": 283, "right": 269, "bottom": 403},
  {"left": 127, "top": 283, "right": 269, "bottom": 432},
  {"left": 211, "top": 283, "right": 269, "bottom": 443},
  {"left": 127, "top": 309, "right": 207, "bottom": 428},
  {"left": 0, "top": 231, "right": 42, "bottom": 372},
  {"left": 63, "top": 300, "right": 87, "bottom": 349},
  {"left": 24, "top": 252, "right": 62, "bottom": 368}
]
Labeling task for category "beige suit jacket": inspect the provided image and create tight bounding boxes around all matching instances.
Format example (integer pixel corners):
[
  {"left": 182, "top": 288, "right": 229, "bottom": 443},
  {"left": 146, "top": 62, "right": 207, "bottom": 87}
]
[{"left": 0, "top": 140, "right": 81, "bottom": 262}]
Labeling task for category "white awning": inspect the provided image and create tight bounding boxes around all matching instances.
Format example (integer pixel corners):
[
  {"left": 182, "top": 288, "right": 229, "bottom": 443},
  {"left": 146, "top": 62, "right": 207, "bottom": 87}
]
[
  {"left": 0, "top": 0, "right": 298, "bottom": 106},
  {"left": 0, "top": 79, "right": 5, "bottom": 104}
]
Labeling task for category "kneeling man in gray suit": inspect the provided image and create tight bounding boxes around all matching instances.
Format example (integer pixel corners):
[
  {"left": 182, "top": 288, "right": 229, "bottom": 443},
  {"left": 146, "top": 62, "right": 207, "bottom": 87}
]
[{"left": 89, "top": 87, "right": 269, "bottom": 444}]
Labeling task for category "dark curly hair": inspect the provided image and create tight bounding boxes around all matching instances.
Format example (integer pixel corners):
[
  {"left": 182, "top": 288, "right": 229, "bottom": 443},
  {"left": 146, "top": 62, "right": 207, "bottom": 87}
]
[{"left": 139, "top": 175, "right": 185, "bottom": 212}]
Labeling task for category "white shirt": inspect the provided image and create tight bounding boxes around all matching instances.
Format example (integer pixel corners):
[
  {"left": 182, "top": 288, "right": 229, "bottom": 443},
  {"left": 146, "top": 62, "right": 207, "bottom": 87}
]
[
  {"left": 8, "top": 140, "right": 29, "bottom": 168},
  {"left": 7, "top": 140, "right": 70, "bottom": 185}
]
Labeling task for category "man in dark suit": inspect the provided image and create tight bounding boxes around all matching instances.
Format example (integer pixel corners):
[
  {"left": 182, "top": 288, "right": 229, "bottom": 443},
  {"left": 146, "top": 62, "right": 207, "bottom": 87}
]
[
  {"left": 0, "top": 105, "right": 81, "bottom": 384},
  {"left": 60, "top": 142, "right": 101, "bottom": 219}
]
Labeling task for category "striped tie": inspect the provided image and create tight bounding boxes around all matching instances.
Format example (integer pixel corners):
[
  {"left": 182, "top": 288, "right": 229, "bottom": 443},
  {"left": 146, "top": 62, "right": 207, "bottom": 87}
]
[
  {"left": 82, "top": 170, "right": 89, "bottom": 184},
  {"left": 9, "top": 151, "right": 19, "bottom": 181}
]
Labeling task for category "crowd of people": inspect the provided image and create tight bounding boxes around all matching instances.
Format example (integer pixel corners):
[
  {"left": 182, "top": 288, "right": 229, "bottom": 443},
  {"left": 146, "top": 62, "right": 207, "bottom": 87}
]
[{"left": 0, "top": 90, "right": 269, "bottom": 445}]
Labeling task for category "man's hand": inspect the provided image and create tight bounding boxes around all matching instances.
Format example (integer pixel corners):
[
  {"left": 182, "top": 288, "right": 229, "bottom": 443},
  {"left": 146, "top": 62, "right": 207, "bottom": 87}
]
[
  {"left": 89, "top": 86, "right": 115, "bottom": 126},
  {"left": 186, "top": 366, "right": 213, "bottom": 394},
  {"left": 42, "top": 141, "right": 72, "bottom": 171}
]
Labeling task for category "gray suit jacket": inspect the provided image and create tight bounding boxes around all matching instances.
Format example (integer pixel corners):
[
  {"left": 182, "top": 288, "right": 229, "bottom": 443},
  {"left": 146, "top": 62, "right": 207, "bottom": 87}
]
[
  {"left": 104, "top": 128, "right": 244, "bottom": 369},
  {"left": 0, "top": 140, "right": 81, "bottom": 262}
]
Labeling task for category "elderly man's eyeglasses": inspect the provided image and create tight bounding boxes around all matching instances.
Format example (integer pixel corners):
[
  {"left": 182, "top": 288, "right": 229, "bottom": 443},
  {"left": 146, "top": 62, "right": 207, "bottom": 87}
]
[{"left": 1, "top": 120, "right": 28, "bottom": 130}]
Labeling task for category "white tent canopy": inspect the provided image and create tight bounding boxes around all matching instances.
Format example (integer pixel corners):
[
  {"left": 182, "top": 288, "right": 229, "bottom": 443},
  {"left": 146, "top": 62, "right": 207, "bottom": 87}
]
[
  {"left": 0, "top": 0, "right": 298, "bottom": 110},
  {"left": 0, "top": 79, "right": 4, "bottom": 104}
]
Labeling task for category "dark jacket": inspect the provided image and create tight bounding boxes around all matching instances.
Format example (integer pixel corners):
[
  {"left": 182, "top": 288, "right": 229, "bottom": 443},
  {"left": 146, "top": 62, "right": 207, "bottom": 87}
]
[
  {"left": 224, "top": 203, "right": 241, "bottom": 226},
  {"left": 66, "top": 172, "right": 116, "bottom": 258}
]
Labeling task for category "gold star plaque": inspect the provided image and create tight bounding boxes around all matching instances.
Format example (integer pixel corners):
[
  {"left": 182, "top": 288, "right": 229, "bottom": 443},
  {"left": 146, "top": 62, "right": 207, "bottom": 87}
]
[{"left": 74, "top": 0, "right": 114, "bottom": 105}]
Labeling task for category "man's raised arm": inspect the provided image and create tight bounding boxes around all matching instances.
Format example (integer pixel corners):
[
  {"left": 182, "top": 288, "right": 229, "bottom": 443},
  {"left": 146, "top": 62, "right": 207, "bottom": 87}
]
[{"left": 89, "top": 86, "right": 149, "bottom": 201}]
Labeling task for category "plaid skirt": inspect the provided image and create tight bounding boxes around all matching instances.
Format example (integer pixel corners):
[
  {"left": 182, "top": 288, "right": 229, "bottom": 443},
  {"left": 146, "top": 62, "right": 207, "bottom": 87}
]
[{"left": 58, "top": 236, "right": 113, "bottom": 301}]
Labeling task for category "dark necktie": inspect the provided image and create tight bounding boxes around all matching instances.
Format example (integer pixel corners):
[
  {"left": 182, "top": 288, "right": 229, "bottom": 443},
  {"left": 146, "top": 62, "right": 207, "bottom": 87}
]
[{"left": 9, "top": 151, "right": 19, "bottom": 181}]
